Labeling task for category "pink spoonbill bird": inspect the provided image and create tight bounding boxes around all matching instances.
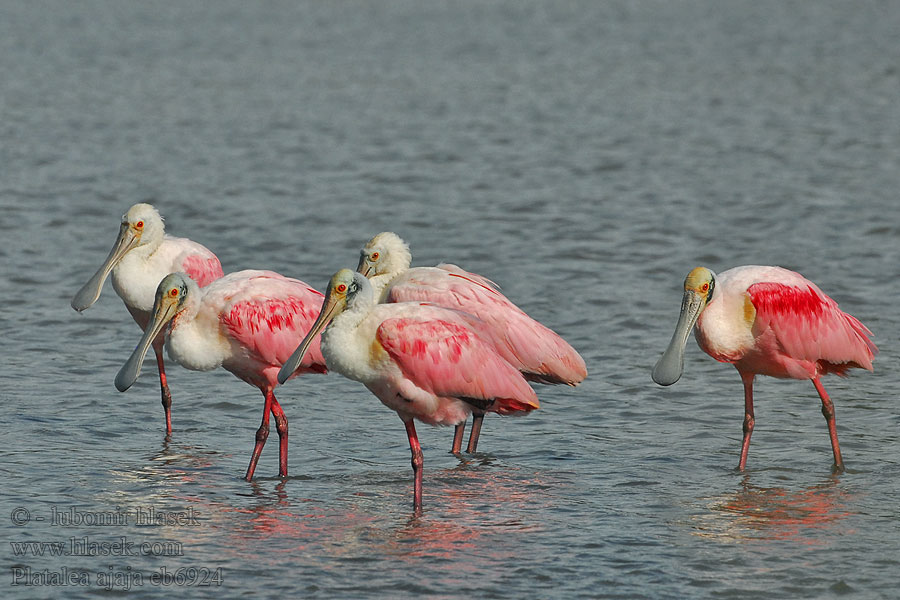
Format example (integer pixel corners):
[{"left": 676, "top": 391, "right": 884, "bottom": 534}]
[
  {"left": 115, "top": 270, "right": 327, "bottom": 480},
  {"left": 652, "top": 265, "right": 877, "bottom": 473},
  {"left": 72, "top": 203, "right": 224, "bottom": 434},
  {"left": 357, "top": 232, "right": 585, "bottom": 454},
  {"left": 277, "top": 269, "right": 540, "bottom": 511}
]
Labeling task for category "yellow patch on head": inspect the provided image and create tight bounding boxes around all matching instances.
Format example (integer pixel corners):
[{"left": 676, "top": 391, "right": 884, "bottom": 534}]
[
  {"left": 329, "top": 269, "right": 355, "bottom": 298},
  {"left": 684, "top": 267, "right": 713, "bottom": 293}
]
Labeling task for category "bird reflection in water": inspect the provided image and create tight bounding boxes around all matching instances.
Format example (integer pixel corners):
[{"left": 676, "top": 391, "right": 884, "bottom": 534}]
[
  {"left": 112, "top": 450, "right": 557, "bottom": 567},
  {"left": 375, "top": 464, "right": 553, "bottom": 564},
  {"left": 693, "top": 476, "right": 854, "bottom": 544},
  {"left": 218, "top": 464, "right": 555, "bottom": 563},
  {"left": 123, "top": 437, "right": 221, "bottom": 485},
  {"left": 234, "top": 480, "right": 318, "bottom": 540}
]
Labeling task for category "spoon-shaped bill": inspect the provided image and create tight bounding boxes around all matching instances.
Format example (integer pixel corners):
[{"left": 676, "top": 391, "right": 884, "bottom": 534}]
[
  {"left": 277, "top": 294, "right": 340, "bottom": 385},
  {"left": 114, "top": 296, "right": 178, "bottom": 392},
  {"left": 651, "top": 290, "right": 705, "bottom": 386},
  {"left": 356, "top": 252, "right": 374, "bottom": 277},
  {"left": 72, "top": 222, "right": 138, "bottom": 311}
]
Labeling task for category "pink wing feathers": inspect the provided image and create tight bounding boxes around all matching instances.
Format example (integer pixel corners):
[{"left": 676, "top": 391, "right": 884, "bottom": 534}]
[
  {"left": 376, "top": 317, "right": 539, "bottom": 415},
  {"left": 384, "top": 265, "right": 587, "bottom": 385},
  {"left": 433, "top": 263, "right": 503, "bottom": 291},
  {"left": 220, "top": 273, "right": 327, "bottom": 374},
  {"left": 384, "top": 265, "right": 509, "bottom": 309},
  {"left": 748, "top": 281, "right": 877, "bottom": 377},
  {"left": 182, "top": 253, "right": 224, "bottom": 287},
  {"left": 169, "top": 235, "right": 224, "bottom": 287}
]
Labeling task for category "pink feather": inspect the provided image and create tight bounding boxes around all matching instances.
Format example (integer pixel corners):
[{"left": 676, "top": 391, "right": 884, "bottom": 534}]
[
  {"left": 383, "top": 264, "right": 586, "bottom": 385},
  {"left": 376, "top": 316, "right": 540, "bottom": 415}
]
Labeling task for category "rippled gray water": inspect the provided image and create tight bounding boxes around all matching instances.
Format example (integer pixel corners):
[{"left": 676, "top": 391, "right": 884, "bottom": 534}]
[{"left": 3, "top": 1, "right": 900, "bottom": 598}]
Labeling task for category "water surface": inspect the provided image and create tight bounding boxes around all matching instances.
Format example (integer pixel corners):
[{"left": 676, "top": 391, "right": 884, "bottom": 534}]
[{"left": 2, "top": 2, "right": 899, "bottom": 598}]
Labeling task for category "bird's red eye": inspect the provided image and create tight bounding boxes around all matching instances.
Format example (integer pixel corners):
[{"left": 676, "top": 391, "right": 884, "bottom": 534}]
[
  {"left": 135, "top": 221, "right": 144, "bottom": 229},
  {"left": 169, "top": 288, "right": 179, "bottom": 297},
  {"left": 701, "top": 283, "right": 710, "bottom": 292},
  {"left": 336, "top": 284, "right": 347, "bottom": 293},
  {"left": 371, "top": 252, "right": 379, "bottom": 260}
]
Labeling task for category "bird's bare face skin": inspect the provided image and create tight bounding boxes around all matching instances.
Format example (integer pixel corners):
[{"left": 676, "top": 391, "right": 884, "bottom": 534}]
[
  {"left": 684, "top": 266, "right": 715, "bottom": 304},
  {"left": 356, "top": 232, "right": 410, "bottom": 279},
  {"left": 357, "top": 236, "right": 391, "bottom": 278}
]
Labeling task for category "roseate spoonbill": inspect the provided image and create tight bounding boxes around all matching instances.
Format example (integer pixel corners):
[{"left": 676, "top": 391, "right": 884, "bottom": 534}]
[
  {"left": 277, "top": 269, "right": 539, "bottom": 511},
  {"left": 115, "top": 270, "right": 327, "bottom": 480},
  {"left": 72, "top": 203, "right": 223, "bottom": 434},
  {"left": 652, "top": 266, "right": 878, "bottom": 473},
  {"left": 357, "top": 232, "right": 585, "bottom": 454}
]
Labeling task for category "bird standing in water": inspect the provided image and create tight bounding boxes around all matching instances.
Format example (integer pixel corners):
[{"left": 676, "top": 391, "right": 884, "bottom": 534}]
[
  {"left": 278, "top": 269, "right": 539, "bottom": 511},
  {"left": 357, "top": 232, "right": 585, "bottom": 454},
  {"left": 652, "top": 265, "right": 877, "bottom": 472},
  {"left": 116, "top": 270, "right": 327, "bottom": 480},
  {"left": 72, "top": 203, "right": 223, "bottom": 434}
]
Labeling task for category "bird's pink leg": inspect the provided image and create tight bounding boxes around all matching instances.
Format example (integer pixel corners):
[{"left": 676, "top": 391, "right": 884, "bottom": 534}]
[
  {"left": 466, "top": 412, "right": 485, "bottom": 454},
  {"left": 737, "top": 372, "right": 756, "bottom": 471},
  {"left": 152, "top": 337, "right": 173, "bottom": 436},
  {"left": 404, "top": 419, "right": 424, "bottom": 512},
  {"left": 812, "top": 377, "right": 844, "bottom": 473},
  {"left": 451, "top": 422, "right": 465, "bottom": 454},
  {"left": 270, "top": 395, "right": 289, "bottom": 478},
  {"left": 245, "top": 389, "right": 274, "bottom": 481}
]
